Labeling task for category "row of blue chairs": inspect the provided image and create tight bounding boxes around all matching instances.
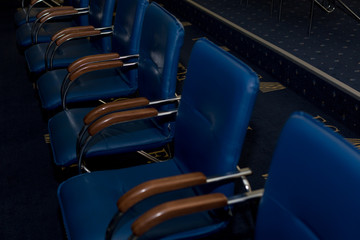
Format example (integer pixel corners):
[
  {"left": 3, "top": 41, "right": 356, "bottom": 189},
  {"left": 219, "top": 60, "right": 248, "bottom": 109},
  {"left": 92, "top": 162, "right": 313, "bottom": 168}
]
[{"left": 16, "top": 0, "right": 360, "bottom": 239}]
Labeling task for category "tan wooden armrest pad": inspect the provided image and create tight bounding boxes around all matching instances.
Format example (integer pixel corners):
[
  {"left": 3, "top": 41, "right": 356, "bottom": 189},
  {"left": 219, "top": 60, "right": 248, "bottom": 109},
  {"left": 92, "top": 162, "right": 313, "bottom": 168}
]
[
  {"left": 84, "top": 97, "right": 150, "bottom": 125},
  {"left": 55, "top": 30, "right": 100, "bottom": 45},
  {"left": 30, "top": 0, "right": 45, "bottom": 6},
  {"left": 36, "top": 6, "right": 75, "bottom": 19},
  {"left": 51, "top": 25, "right": 95, "bottom": 41},
  {"left": 87, "top": 108, "right": 159, "bottom": 136},
  {"left": 31, "top": 0, "right": 45, "bottom": 5},
  {"left": 132, "top": 193, "right": 228, "bottom": 237},
  {"left": 68, "top": 60, "right": 123, "bottom": 81},
  {"left": 117, "top": 172, "right": 207, "bottom": 213},
  {"left": 67, "top": 53, "right": 120, "bottom": 73},
  {"left": 39, "top": 9, "right": 78, "bottom": 23}
]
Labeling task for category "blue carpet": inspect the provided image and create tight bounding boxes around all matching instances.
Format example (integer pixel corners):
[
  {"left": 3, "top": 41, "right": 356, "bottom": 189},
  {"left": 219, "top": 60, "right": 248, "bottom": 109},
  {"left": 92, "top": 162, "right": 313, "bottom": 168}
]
[{"left": 193, "top": 0, "right": 360, "bottom": 91}]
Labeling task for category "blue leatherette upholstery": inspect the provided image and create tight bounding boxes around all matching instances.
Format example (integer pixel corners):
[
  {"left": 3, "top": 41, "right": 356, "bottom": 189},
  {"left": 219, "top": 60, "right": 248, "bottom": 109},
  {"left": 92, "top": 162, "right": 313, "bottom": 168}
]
[
  {"left": 255, "top": 112, "right": 360, "bottom": 240},
  {"left": 57, "top": 38, "right": 259, "bottom": 239},
  {"left": 48, "top": 2, "right": 184, "bottom": 167}
]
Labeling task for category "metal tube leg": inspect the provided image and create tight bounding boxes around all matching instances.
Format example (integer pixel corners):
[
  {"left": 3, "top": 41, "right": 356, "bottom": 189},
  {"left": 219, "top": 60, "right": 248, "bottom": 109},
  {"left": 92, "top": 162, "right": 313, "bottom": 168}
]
[
  {"left": 278, "top": 0, "right": 283, "bottom": 22},
  {"left": 309, "top": 0, "right": 315, "bottom": 36}
]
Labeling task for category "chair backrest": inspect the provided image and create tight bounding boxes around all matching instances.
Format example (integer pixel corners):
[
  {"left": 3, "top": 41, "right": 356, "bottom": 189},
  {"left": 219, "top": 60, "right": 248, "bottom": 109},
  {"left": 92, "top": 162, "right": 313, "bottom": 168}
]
[
  {"left": 112, "top": 0, "right": 148, "bottom": 55},
  {"left": 72, "top": 0, "right": 90, "bottom": 26},
  {"left": 137, "top": 2, "right": 184, "bottom": 101},
  {"left": 111, "top": 0, "right": 148, "bottom": 88},
  {"left": 87, "top": 0, "right": 117, "bottom": 52},
  {"left": 173, "top": 38, "right": 259, "bottom": 196},
  {"left": 255, "top": 112, "right": 360, "bottom": 240}
]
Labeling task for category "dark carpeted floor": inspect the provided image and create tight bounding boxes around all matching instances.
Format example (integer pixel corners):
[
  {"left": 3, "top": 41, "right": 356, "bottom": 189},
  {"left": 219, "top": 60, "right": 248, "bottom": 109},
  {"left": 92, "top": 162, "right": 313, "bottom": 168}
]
[{"left": 0, "top": 1, "right": 64, "bottom": 239}]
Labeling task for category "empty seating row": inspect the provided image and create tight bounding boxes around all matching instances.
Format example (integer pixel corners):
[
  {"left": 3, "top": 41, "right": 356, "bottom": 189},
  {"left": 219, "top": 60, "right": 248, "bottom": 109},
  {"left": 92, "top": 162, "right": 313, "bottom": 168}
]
[
  {"left": 71, "top": 111, "right": 358, "bottom": 239},
  {"left": 15, "top": 0, "right": 360, "bottom": 239}
]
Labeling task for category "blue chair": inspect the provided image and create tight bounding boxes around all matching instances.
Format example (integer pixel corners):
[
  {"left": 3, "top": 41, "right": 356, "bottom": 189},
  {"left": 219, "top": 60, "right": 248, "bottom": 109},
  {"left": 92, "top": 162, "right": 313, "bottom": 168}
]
[
  {"left": 254, "top": 111, "right": 360, "bottom": 239},
  {"left": 14, "top": 0, "right": 74, "bottom": 27},
  {"left": 57, "top": 38, "right": 259, "bottom": 239},
  {"left": 16, "top": 0, "right": 115, "bottom": 49},
  {"left": 47, "top": 2, "right": 185, "bottom": 171},
  {"left": 123, "top": 111, "right": 360, "bottom": 239},
  {"left": 35, "top": 0, "right": 151, "bottom": 105},
  {"left": 22, "top": 0, "right": 119, "bottom": 75}
]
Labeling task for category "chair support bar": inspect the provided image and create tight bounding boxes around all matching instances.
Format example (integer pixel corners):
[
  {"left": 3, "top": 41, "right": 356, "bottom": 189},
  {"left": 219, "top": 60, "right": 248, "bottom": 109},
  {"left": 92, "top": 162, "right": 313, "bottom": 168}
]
[
  {"left": 61, "top": 60, "right": 124, "bottom": 109},
  {"left": 237, "top": 165, "right": 252, "bottom": 192},
  {"left": 77, "top": 108, "right": 178, "bottom": 173},
  {"left": 87, "top": 108, "right": 159, "bottom": 136},
  {"left": 26, "top": 0, "right": 47, "bottom": 22},
  {"left": 45, "top": 25, "right": 97, "bottom": 70},
  {"left": 50, "top": 0, "right": 61, "bottom": 6},
  {"left": 148, "top": 96, "right": 181, "bottom": 106},
  {"left": 61, "top": 60, "right": 137, "bottom": 110},
  {"left": 49, "top": 30, "right": 109, "bottom": 69},
  {"left": 32, "top": 9, "right": 89, "bottom": 44},
  {"left": 206, "top": 168, "right": 252, "bottom": 183},
  {"left": 227, "top": 189, "right": 264, "bottom": 205}
]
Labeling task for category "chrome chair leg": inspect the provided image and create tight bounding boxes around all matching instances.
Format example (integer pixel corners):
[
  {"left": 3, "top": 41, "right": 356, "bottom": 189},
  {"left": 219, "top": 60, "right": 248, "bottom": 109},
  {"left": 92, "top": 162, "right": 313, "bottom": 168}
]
[
  {"left": 308, "top": 0, "right": 315, "bottom": 36},
  {"left": 278, "top": 0, "right": 283, "bottom": 21}
]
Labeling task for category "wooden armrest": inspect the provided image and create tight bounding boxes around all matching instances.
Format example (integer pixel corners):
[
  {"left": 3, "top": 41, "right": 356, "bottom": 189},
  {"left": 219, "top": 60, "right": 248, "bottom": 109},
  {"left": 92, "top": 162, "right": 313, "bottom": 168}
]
[
  {"left": 87, "top": 108, "right": 158, "bottom": 136},
  {"left": 83, "top": 97, "right": 150, "bottom": 125},
  {"left": 132, "top": 193, "right": 228, "bottom": 237},
  {"left": 51, "top": 25, "right": 95, "bottom": 41},
  {"left": 39, "top": 9, "right": 78, "bottom": 23},
  {"left": 30, "top": 0, "right": 46, "bottom": 6},
  {"left": 67, "top": 53, "right": 120, "bottom": 73},
  {"left": 117, "top": 172, "right": 207, "bottom": 213},
  {"left": 68, "top": 60, "right": 123, "bottom": 81},
  {"left": 36, "top": 6, "right": 74, "bottom": 19},
  {"left": 55, "top": 30, "right": 101, "bottom": 45},
  {"left": 30, "top": 0, "right": 45, "bottom": 5}
]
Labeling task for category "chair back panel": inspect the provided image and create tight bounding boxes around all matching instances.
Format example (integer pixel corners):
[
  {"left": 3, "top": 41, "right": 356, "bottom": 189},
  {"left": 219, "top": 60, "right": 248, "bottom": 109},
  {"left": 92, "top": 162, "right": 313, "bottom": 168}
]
[
  {"left": 88, "top": 0, "right": 117, "bottom": 52},
  {"left": 72, "top": 0, "right": 90, "bottom": 26},
  {"left": 137, "top": 3, "right": 184, "bottom": 102},
  {"left": 111, "top": 0, "right": 149, "bottom": 89},
  {"left": 255, "top": 112, "right": 360, "bottom": 240},
  {"left": 112, "top": 0, "right": 148, "bottom": 55},
  {"left": 173, "top": 38, "right": 259, "bottom": 196}
]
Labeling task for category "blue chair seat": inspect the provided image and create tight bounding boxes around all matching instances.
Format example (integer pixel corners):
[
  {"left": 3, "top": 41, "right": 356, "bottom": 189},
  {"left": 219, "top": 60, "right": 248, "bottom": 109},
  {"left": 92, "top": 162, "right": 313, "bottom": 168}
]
[
  {"left": 58, "top": 160, "right": 227, "bottom": 239},
  {"left": 16, "top": 21, "right": 75, "bottom": 47},
  {"left": 49, "top": 108, "right": 173, "bottom": 166},
  {"left": 25, "top": 38, "right": 102, "bottom": 73},
  {"left": 37, "top": 68, "right": 136, "bottom": 110}
]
